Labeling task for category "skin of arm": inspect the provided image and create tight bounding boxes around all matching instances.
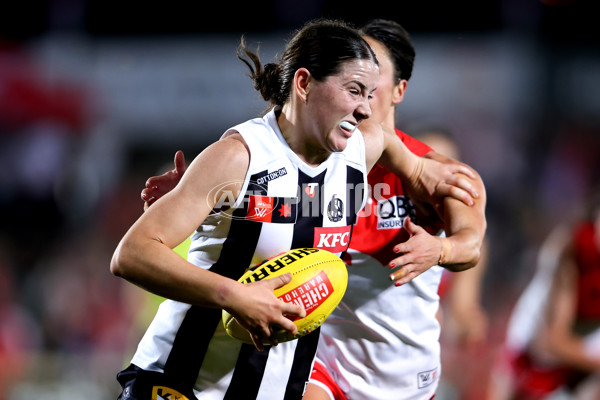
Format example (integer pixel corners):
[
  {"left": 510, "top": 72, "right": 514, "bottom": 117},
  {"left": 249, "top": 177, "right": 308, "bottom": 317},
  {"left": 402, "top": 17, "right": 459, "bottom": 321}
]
[
  {"left": 446, "top": 238, "right": 490, "bottom": 345},
  {"left": 112, "top": 135, "right": 305, "bottom": 350},
  {"left": 142, "top": 124, "right": 486, "bottom": 288},
  {"left": 386, "top": 173, "right": 486, "bottom": 285},
  {"left": 363, "top": 127, "right": 487, "bottom": 285},
  {"left": 433, "top": 162, "right": 487, "bottom": 271},
  {"left": 142, "top": 123, "right": 480, "bottom": 212},
  {"left": 371, "top": 122, "right": 479, "bottom": 206},
  {"left": 535, "top": 230, "right": 600, "bottom": 371}
]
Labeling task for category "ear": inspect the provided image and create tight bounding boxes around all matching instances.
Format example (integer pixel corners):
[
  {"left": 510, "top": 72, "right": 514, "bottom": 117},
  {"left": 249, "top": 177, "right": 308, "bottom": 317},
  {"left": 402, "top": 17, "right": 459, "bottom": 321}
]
[
  {"left": 294, "top": 68, "right": 311, "bottom": 103},
  {"left": 392, "top": 79, "right": 408, "bottom": 105}
]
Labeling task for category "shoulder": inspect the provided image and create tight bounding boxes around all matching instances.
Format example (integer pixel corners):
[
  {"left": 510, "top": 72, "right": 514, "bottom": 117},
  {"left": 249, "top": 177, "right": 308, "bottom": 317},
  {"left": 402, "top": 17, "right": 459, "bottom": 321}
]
[
  {"left": 398, "top": 130, "right": 433, "bottom": 156},
  {"left": 186, "top": 133, "right": 250, "bottom": 184},
  {"left": 214, "top": 132, "right": 250, "bottom": 168}
]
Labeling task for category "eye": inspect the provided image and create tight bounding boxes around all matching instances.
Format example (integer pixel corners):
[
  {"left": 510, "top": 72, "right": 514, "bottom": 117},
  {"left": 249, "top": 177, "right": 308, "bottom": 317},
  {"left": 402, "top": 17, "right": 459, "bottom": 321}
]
[{"left": 349, "top": 88, "right": 360, "bottom": 95}]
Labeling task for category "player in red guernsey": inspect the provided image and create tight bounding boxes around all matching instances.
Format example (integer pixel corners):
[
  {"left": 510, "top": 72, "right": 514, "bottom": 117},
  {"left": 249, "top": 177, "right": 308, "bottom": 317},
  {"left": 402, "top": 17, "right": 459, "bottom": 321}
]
[
  {"left": 306, "top": 127, "right": 450, "bottom": 400},
  {"left": 489, "top": 189, "right": 600, "bottom": 400},
  {"left": 348, "top": 130, "right": 442, "bottom": 261},
  {"left": 301, "top": 21, "right": 486, "bottom": 400}
]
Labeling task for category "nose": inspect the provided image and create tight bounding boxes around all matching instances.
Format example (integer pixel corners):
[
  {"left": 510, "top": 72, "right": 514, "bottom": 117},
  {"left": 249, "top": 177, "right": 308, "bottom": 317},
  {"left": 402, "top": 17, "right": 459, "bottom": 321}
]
[{"left": 354, "top": 97, "right": 372, "bottom": 122}]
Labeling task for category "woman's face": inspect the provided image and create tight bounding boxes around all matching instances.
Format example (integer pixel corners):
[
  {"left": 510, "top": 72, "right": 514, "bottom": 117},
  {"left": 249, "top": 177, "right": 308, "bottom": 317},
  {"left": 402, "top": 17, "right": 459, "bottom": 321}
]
[
  {"left": 306, "top": 58, "right": 379, "bottom": 153},
  {"left": 364, "top": 36, "right": 400, "bottom": 125}
]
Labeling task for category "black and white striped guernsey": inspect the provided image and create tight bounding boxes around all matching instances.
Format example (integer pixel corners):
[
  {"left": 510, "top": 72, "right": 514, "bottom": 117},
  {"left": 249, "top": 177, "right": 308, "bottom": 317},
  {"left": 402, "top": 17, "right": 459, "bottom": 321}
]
[{"left": 128, "top": 108, "right": 367, "bottom": 400}]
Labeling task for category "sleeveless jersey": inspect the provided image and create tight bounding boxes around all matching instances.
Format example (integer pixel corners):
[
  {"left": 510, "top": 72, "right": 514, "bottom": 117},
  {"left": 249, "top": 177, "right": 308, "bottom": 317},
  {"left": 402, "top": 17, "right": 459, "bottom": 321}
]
[
  {"left": 506, "top": 221, "right": 600, "bottom": 352},
  {"left": 497, "top": 221, "right": 600, "bottom": 399},
  {"left": 314, "top": 130, "right": 445, "bottom": 400},
  {"left": 128, "top": 108, "right": 367, "bottom": 400}
]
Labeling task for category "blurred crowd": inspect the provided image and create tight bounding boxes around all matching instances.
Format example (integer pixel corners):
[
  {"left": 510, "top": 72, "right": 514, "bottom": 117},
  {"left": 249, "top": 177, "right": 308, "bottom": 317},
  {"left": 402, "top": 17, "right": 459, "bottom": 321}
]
[{"left": 0, "top": 44, "right": 146, "bottom": 397}]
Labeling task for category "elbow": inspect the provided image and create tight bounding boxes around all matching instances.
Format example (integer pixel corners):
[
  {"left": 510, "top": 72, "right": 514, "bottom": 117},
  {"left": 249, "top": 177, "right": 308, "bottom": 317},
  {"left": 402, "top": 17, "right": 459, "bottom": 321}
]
[
  {"left": 461, "top": 247, "right": 481, "bottom": 271},
  {"left": 462, "top": 236, "right": 484, "bottom": 270},
  {"left": 443, "top": 237, "right": 482, "bottom": 272},
  {"left": 110, "top": 248, "right": 125, "bottom": 278},
  {"left": 110, "top": 241, "right": 135, "bottom": 278},
  {"left": 455, "top": 223, "right": 487, "bottom": 271},
  {"left": 464, "top": 238, "right": 483, "bottom": 269},
  {"left": 445, "top": 256, "right": 478, "bottom": 272}
]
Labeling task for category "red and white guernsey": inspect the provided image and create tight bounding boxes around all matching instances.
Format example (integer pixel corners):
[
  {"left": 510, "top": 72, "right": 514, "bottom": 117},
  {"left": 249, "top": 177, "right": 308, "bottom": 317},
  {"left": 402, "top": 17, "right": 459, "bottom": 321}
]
[
  {"left": 127, "top": 108, "right": 367, "bottom": 400},
  {"left": 314, "top": 130, "right": 445, "bottom": 400},
  {"left": 499, "top": 221, "right": 600, "bottom": 399}
]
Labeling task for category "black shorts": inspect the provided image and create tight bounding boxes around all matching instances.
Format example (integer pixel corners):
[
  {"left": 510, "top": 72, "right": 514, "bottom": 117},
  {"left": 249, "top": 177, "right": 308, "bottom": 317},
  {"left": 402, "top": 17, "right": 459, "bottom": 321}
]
[{"left": 116, "top": 364, "right": 199, "bottom": 400}]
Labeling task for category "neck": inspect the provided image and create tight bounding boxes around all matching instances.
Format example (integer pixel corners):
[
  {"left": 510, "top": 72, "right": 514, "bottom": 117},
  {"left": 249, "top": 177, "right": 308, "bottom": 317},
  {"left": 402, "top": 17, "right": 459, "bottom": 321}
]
[
  {"left": 277, "top": 106, "right": 329, "bottom": 167},
  {"left": 381, "top": 107, "right": 397, "bottom": 132}
]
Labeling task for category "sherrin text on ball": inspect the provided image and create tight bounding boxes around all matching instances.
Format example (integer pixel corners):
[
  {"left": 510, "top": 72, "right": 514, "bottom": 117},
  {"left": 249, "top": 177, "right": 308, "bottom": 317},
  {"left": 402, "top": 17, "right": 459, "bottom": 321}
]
[{"left": 222, "top": 248, "right": 348, "bottom": 344}]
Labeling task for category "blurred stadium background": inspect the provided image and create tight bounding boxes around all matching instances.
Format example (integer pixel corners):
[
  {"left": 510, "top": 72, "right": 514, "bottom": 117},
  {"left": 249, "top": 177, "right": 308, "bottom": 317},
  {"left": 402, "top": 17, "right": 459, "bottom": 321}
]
[{"left": 1, "top": 0, "right": 599, "bottom": 399}]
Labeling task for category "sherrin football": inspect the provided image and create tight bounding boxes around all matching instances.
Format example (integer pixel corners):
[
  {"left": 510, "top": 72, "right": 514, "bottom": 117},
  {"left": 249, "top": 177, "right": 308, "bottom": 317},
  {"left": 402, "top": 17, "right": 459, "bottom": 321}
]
[{"left": 222, "top": 248, "right": 348, "bottom": 345}]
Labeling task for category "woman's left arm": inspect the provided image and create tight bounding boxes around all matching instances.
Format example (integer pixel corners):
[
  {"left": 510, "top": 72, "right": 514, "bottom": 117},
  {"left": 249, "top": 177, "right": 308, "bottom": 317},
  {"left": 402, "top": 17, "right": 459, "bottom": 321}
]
[{"left": 362, "top": 121, "right": 480, "bottom": 207}]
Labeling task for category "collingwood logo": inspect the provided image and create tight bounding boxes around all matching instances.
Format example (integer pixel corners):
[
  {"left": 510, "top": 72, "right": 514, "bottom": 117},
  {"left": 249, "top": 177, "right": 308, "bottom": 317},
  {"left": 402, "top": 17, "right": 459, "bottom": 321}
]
[{"left": 327, "top": 195, "right": 344, "bottom": 222}]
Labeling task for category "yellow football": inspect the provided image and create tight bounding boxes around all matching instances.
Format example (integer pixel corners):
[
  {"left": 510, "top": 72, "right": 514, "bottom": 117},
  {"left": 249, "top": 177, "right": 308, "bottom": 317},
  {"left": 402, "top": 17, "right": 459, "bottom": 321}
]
[{"left": 222, "top": 248, "right": 348, "bottom": 345}]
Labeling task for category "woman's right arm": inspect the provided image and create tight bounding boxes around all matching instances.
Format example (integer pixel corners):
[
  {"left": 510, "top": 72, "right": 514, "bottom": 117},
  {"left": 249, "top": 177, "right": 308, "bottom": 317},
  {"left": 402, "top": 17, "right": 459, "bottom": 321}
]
[{"left": 111, "top": 135, "right": 305, "bottom": 349}]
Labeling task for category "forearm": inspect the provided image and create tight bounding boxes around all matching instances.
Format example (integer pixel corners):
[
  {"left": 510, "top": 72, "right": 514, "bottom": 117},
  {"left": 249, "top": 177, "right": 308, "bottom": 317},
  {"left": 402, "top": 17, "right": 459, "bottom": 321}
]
[
  {"left": 376, "top": 124, "right": 420, "bottom": 181},
  {"left": 449, "top": 240, "right": 488, "bottom": 305},
  {"left": 545, "top": 333, "right": 600, "bottom": 371},
  {"left": 111, "top": 234, "right": 239, "bottom": 309},
  {"left": 439, "top": 175, "right": 487, "bottom": 272}
]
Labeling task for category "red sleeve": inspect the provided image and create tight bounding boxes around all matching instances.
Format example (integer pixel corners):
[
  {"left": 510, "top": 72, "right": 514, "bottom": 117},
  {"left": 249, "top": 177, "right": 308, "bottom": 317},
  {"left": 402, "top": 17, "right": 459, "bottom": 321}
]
[{"left": 396, "top": 129, "right": 432, "bottom": 157}]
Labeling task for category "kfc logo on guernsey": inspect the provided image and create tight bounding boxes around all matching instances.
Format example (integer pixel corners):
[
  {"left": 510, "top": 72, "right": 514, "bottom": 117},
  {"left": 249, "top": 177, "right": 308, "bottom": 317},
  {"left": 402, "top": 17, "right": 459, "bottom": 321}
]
[
  {"left": 376, "top": 195, "right": 417, "bottom": 230},
  {"left": 314, "top": 226, "right": 352, "bottom": 252},
  {"left": 279, "top": 271, "right": 334, "bottom": 317}
]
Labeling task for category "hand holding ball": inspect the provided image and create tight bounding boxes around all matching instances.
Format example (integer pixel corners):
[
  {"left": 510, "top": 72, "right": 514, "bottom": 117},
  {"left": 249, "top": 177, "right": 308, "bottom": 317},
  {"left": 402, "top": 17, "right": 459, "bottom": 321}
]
[{"left": 222, "top": 248, "right": 348, "bottom": 344}]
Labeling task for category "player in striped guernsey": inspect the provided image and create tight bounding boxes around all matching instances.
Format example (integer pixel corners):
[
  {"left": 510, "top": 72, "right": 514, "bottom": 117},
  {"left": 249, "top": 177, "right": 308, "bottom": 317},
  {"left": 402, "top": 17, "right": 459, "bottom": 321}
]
[{"left": 112, "top": 19, "right": 480, "bottom": 400}]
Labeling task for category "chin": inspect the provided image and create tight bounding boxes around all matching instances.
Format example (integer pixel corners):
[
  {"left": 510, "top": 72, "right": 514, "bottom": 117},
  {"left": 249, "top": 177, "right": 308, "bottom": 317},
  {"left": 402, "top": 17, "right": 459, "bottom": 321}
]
[
  {"left": 327, "top": 133, "right": 350, "bottom": 153},
  {"left": 329, "top": 142, "right": 348, "bottom": 153}
]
